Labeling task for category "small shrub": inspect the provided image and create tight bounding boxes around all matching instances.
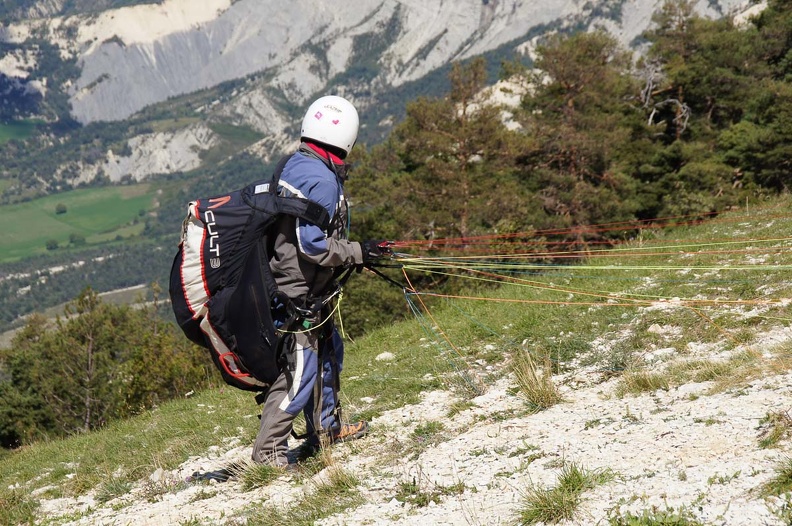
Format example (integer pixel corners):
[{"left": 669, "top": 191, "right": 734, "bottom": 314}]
[
  {"left": 607, "top": 506, "right": 704, "bottom": 525},
  {"left": 394, "top": 477, "right": 466, "bottom": 508},
  {"left": 690, "top": 359, "right": 741, "bottom": 383},
  {"left": 519, "top": 484, "right": 580, "bottom": 524},
  {"left": 298, "top": 443, "right": 335, "bottom": 478},
  {"left": 309, "top": 466, "right": 361, "bottom": 509},
  {"left": 556, "top": 462, "right": 615, "bottom": 493},
  {"left": 321, "top": 465, "right": 359, "bottom": 493},
  {"left": 140, "top": 477, "right": 189, "bottom": 503},
  {"left": 69, "top": 233, "right": 86, "bottom": 246},
  {"left": 188, "top": 488, "right": 217, "bottom": 503},
  {"left": 412, "top": 421, "right": 446, "bottom": 442},
  {"left": 96, "top": 477, "right": 132, "bottom": 503},
  {"left": 396, "top": 479, "right": 433, "bottom": 507},
  {"left": 444, "top": 360, "right": 486, "bottom": 398}
]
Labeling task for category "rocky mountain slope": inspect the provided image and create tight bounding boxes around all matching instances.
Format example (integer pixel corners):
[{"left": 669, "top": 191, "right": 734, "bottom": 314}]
[
  {"left": 34, "top": 330, "right": 792, "bottom": 525},
  {"left": 1, "top": 0, "right": 752, "bottom": 184},
  {"left": 6, "top": 0, "right": 749, "bottom": 123}
]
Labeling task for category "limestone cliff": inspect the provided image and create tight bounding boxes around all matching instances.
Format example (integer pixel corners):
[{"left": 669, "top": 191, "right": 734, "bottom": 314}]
[
  {"left": 0, "top": 0, "right": 753, "bottom": 185},
  {"left": 3, "top": 0, "right": 749, "bottom": 124}
]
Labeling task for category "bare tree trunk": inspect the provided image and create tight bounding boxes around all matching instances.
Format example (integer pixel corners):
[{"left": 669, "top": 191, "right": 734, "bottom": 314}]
[
  {"left": 676, "top": 86, "right": 685, "bottom": 140},
  {"left": 83, "top": 336, "right": 94, "bottom": 432},
  {"left": 460, "top": 173, "right": 470, "bottom": 244}
]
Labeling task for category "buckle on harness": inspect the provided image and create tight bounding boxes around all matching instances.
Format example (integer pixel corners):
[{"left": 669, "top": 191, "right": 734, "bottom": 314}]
[
  {"left": 276, "top": 285, "right": 342, "bottom": 334},
  {"left": 278, "top": 299, "right": 320, "bottom": 333},
  {"left": 294, "top": 306, "right": 318, "bottom": 329}
]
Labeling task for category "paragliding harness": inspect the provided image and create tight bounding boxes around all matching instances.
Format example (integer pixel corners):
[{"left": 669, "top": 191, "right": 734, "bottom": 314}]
[{"left": 169, "top": 154, "right": 355, "bottom": 396}]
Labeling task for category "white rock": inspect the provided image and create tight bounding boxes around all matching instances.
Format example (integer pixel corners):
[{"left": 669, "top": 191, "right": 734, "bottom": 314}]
[
  {"left": 149, "top": 468, "right": 165, "bottom": 483},
  {"left": 375, "top": 352, "right": 395, "bottom": 362}
]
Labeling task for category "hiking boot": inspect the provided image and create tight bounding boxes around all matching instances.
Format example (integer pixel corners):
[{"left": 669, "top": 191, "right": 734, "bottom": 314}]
[{"left": 329, "top": 420, "right": 369, "bottom": 444}]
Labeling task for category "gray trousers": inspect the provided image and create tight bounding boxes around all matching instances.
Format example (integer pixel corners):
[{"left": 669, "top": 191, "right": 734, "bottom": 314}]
[{"left": 251, "top": 328, "right": 321, "bottom": 466}]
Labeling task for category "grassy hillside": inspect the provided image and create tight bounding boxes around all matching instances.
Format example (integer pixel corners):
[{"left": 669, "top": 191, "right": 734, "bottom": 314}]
[
  {"left": 3, "top": 195, "right": 792, "bottom": 524},
  {"left": 0, "top": 184, "right": 157, "bottom": 262}
]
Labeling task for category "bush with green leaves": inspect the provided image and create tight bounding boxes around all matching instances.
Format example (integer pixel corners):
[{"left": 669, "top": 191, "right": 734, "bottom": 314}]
[{"left": 0, "top": 287, "right": 218, "bottom": 448}]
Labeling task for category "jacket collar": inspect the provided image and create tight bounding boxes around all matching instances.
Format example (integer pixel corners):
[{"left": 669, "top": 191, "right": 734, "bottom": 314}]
[
  {"left": 299, "top": 141, "right": 349, "bottom": 181},
  {"left": 303, "top": 141, "right": 345, "bottom": 166}
]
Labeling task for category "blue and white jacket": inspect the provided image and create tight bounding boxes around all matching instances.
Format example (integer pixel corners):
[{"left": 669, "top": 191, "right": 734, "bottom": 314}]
[{"left": 269, "top": 143, "right": 363, "bottom": 300}]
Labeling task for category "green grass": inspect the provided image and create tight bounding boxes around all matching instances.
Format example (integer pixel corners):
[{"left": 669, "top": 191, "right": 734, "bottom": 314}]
[
  {"left": 0, "top": 487, "right": 39, "bottom": 525},
  {"left": 394, "top": 478, "right": 466, "bottom": 508},
  {"left": 616, "top": 348, "right": 772, "bottom": 397},
  {"left": 95, "top": 477, "right": 133, "bottom": 504},
  {"left": 201, "top": 122, "right": 265, "bottom": 165},
  {"left": 0, "top": 297, "right": 462, "bottom": 522},
  {"left": 607, "top": 507, "right": 705, "bottom": 525},
  {"left": 758, "top": 411, "right": 792, "bottom": 449},
  {"left": 518, "top": 462, "right": 616, "bottom": 524},
  {"left": 0, "top": 179, "right": 15, "bottom": 194},
  {"left": 760, "top": 456, "right": 792, "bottom": 497},
  {"left": 149, "top": 116, "right": 202, "bottom": 134},
  {"left": 0, "top": 388, "right": 256, "bottom": 502},
  {"left": 0, "top": 184, "right": 156, "bottom": 261},
  {"left": 240, "top": 462, "right": 282, "bottom": 490},
  {"left": 237, "top": 466, "right": 364, "bottom": 525},
  {"left": 0, "top": 120, "right": 39, "bottom": 144},
  {"left": 207, "top": 122, "right": 264, "bottom": 145},
  {"left": 617, "top": 369, "right": 671, "bottom": 396}
]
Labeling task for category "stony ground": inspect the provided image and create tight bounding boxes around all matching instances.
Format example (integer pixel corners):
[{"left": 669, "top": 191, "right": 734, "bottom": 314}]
[{"left": 36, "top": 326, "right": 792, "bottom": 526}]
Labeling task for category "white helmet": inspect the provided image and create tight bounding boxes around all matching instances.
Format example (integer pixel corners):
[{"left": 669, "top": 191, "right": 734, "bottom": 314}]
[{"left": 300, "top": 95, "right": 359, "bottom": 158}]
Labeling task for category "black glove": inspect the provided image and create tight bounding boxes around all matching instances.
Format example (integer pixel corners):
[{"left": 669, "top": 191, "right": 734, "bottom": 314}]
[{"left": 361, "top": 239, "right": 392, "bottom": 263}]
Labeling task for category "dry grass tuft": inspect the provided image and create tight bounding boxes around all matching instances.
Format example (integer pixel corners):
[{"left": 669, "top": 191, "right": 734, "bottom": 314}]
[
  {"left": 760, "top": 456, "right": 792, "bottom": 497},
  {"left": 240, "top": 461, "right": 282, "bottom": 490},
  {"left": 758, "top": 410, "right": 792, "bottom": 449},
  {"left": 617, "top": 369, "right": 670, "bottom": 396},
  {"left": 512, "top": 350, "right": 563, "bottom": 412}
]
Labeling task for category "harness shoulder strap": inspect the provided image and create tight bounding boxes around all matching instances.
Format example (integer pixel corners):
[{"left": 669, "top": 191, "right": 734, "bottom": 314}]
[
  {"left": 243, "top": 154, "right": 332, "bottom": 231},
  {"left": 268, "top": 154, "right": 292, "bottom": 193}
]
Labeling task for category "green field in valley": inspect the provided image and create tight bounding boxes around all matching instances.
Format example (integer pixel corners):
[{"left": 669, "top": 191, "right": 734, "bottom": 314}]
[
  {"left": 0, "top": 184, "right": 156, "bottom": 262},
  {"left": 0, "top": 120, "right": 39, "bottom": 144}
]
